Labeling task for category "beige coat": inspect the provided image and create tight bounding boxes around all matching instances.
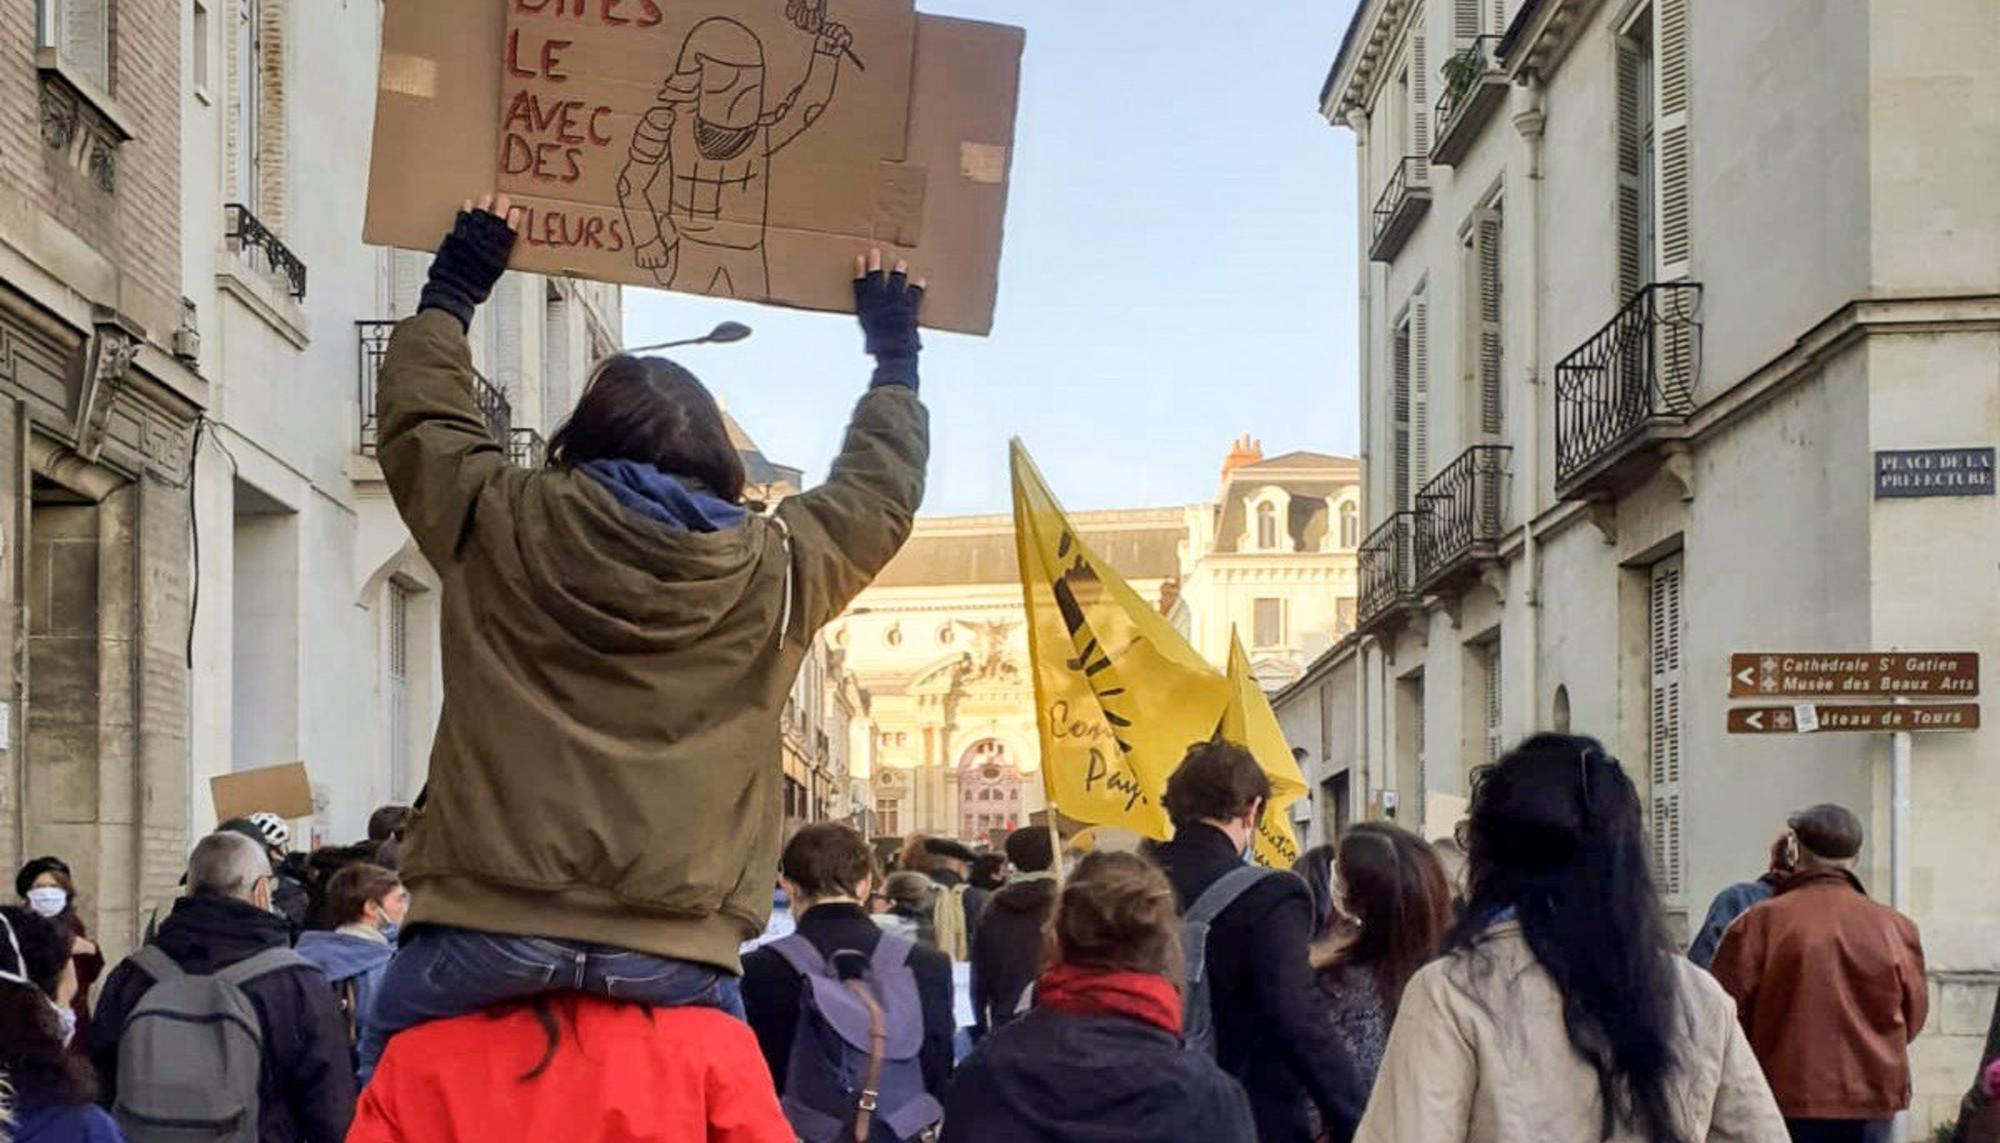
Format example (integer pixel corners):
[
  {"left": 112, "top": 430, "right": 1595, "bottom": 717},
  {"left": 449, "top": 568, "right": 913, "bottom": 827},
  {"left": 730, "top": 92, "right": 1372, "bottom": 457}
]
[{"left": 1356, "top": 923, "right": 1787, "bottom": 1143}]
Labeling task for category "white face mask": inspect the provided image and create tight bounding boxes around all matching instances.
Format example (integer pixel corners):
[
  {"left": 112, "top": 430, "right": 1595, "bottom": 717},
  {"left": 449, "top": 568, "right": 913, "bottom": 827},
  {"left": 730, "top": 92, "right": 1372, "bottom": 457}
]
[{"left": 26, "top": 887, "right": 68, "bottom": 918}]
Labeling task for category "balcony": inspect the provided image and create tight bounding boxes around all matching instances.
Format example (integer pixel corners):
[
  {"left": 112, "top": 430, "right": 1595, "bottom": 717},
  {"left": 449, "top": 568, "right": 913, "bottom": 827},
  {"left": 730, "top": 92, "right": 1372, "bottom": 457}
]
[
  {"left": 1358, "top": 512, "right": 1421, "bottom": 630},
  {"left": 1554, "top": 283, "right": 1704, "bottom": 499},
  {"left": 508, "top": 427, "right": 548, "bottom": 468},
  {"left": 357, "top": 319, "right": 513, "bottom": 458},
  {"left": 1369, "top": 157, "right": 1432, "bottom": 263},
  {"left": 225, "top": 204, "right": 307, "bottom": 299},
  {"left": 1415, "top": 445, "right": 1512, "bottom": 591},
  {"left": 1432, "top": 37, "right": 1509, "bottom": 167}
]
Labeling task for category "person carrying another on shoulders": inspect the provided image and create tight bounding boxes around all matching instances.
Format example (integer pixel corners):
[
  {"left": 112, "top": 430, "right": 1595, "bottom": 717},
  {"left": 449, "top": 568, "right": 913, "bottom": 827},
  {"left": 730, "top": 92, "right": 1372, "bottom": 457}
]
[
  {"left": 741, "top": 823, "right": 954, "bottom": 1141},
  {"left": 359, "top": 192, "right": 930, "bottom": 1071},
  {"left": 351, "top": 994, "right": 789, "bottom": 1143},
  {"left": 1710, "top": 804, "right": 1929, "bottom": 1143},
  {"left": 1356, "top": 735, "right": 1785, "bottom": 1142},
  {"left": 969, "top": 827, "right": 1059, "bottom": 1036},
  {"left": 1149, "top": 741, "right": 1367, "bottom": 1143},
  {"left": 943, "top": 850, "right": 1256, "bottom": 1143}
]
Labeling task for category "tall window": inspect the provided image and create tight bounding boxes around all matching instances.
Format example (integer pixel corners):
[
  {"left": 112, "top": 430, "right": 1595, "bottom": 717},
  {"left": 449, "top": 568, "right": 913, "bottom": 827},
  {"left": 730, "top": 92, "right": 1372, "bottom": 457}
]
[
  {"left": 1466, "top": 201, "right": 1504, "bottom": 438},
  {"left": 1253, "top": 598, "right": 1284, "bottom": 648},
  {"left": 1393, "top": 315, "right": 1413, "bottom": 511},
  {"left": 1393, "top": 298, "right": 1431, "bottom": 510},
  {"left": 1617, "top": 12, "right": 1657, "bottom": 299},
  {"left": 875, "top": 797, "right": 900, "bottom": 838},
  {"left": 1481, "top": 640, "right": 1504, "bottom": 764},
  {"left": 386, "top": 583, "right": 411, "bottom": 798},
  {"left": 235, "top": 0, "right": 262, "bottom": 207},
  {"left": 1256, "top": 501, "right": 1279, "bottom": 550},
  {"left": 1338, "top": 500, "right": 1360, "bottom": 549},
  {"left": 1648, "top": 555, "right": 1685, "bottom": 904}
]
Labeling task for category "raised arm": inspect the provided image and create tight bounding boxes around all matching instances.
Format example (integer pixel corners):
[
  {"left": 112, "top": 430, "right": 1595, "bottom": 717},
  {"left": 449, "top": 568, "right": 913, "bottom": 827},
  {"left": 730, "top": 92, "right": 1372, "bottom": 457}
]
[
  {"left": 768, "top": 23, "right": 851, "bottom": 154},
  {"left": 776, "top": 251, "right": 930, "bottom": 637},
  {"left": 377, "top": 197, "right": 519, "bottom": 565}
]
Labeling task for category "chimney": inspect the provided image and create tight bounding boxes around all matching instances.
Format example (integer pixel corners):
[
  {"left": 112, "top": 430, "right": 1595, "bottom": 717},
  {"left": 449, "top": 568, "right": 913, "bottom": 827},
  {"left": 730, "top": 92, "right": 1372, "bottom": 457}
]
[{"left": 1220, "top": 434, "right": 1264, "bottom": 480}]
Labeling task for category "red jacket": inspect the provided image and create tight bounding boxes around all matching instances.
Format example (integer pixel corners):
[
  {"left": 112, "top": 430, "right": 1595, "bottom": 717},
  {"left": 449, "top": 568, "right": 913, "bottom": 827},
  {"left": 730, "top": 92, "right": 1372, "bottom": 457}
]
[
  {"left": 347, "top": 997, "right": 792, "bottom": 1143},
  {"left": 1711, "top": 867, "right": 1929, "bottom": 1120}
]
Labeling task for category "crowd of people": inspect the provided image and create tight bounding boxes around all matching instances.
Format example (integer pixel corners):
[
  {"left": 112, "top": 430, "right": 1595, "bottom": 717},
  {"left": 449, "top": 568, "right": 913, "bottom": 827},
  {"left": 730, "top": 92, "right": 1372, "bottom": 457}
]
[{"left": 2, "top": 196, "right": 1995, "bottom": 1143}]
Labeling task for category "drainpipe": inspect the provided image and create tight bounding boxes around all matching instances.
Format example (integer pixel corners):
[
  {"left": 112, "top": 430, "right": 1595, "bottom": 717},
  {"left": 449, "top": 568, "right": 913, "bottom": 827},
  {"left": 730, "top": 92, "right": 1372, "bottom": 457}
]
[
  {"left": 1347, "top": 105, "right": 1378, "bottom": 798},
  {"left": 1512, "top": 79, "right": 1548, "bottom": 727}
]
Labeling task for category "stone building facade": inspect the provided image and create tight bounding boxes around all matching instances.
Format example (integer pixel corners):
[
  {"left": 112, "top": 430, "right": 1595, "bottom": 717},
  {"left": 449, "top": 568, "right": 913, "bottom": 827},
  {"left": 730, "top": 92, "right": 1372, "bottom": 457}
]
[{"left": 1319, "top": 0, "right": 2000, "bottom": 1125}]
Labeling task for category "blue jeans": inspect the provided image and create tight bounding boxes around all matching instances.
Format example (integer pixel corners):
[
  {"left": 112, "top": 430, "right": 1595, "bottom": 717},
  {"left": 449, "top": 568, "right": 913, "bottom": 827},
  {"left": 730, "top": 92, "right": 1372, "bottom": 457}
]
[{"left": 357, "top": 925, "right": 743, "bottom": 1079}]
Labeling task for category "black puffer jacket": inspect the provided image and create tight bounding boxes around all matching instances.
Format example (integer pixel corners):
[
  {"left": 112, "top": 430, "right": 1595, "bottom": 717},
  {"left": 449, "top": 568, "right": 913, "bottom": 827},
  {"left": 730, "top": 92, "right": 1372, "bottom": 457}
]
[
  {"left": 970, "top": 876, "right": 1056, "bottom": 1034},
  {"left": 91, "top": 894, "right": 356, "bottom": 1143},
  {"left": 1150, "top": 825, "right": 1365, "bottom": 1143},
  {"left": 941, "top": 1008, "right": 1254, "bottom": 1143}
]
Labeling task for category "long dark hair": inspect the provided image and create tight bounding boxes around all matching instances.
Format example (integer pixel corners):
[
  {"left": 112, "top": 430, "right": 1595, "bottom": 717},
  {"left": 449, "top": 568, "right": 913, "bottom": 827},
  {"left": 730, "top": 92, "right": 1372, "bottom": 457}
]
[
  {"left": 1293, "top": 845, "right": 1338, "bottom": 942},
  {"left": 1447, "top": 734, "right": 1684, "bottom": 1143},
  {"left": 548, "top": 355, "right": 745, "bottom": 503},
  {"left": 1312, "top": 825, "right": 1452, "bottom": 1018},
  {"left": 0, "top": 905, "right": 97, "bottom": 1109}
]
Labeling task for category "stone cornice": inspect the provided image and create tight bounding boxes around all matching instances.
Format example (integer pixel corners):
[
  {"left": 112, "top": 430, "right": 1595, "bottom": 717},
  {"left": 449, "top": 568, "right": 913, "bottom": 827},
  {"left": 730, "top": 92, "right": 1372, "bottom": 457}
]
[{"left": 1321, "top": 0, "right": 1420, "bottom": 122}]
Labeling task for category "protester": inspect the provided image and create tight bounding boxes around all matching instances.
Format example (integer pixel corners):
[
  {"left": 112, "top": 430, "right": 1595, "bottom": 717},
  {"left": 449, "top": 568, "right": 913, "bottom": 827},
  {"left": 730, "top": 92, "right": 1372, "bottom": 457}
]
[
  {"left": 365, "top": 806, "right": 409, "bottom": 870},
  {"left": 220, "top": 815, "right": 311, "bottom": 930},
  {"left": 942, "top": 851, "right": 1256, "bottom": 1143},
  {"left": 877, "top": 871, "right": 942, "bottom": 949},
  {"left": 300, "top": 842, "right": 378, "bottom": 930},
  {"left": 969, "top": 853, "right": 1007, "bottom": 894},
  {"left": 741, "top": 823, "right": 952, "bottom": 1138},
  {"left": 1292, "top": 844, "right": 1340, "bottom": 943},
  {"left": 92, "top": 831, "right": 354, "bottom": 1143},
  {"left": 922, "top": 837, "right": 989, "bottom": 962},
  {"left": 17, "top": 856, "right": 104, "bottom": 1057},
  {"left": 970, "top": 827, "right": 1060, "bottom": 1034},
  {"left": 350, "top": 995, "right": 790, "bottom": 1143},
  {"left": 360, "top": 194, "right": 929, "bottom": 1069},
  {"left": 295, "top": 863, "right": 408, "bottom": 1070},
  {"left": 1149, "top": 741, "right": 1365, "bottom": 1143},
  {"left": 1356, "top": 734, "right": 1784, "bottom": 1142},
  {"left": 0, "top": 905, "right": 122, "bottom": 1141},
  {"left": 1309, "top": 824, "right": 1452, "bottom": 1092},
  {"left": 1711, "top": 804, "right": 1928, "bottom": 1143},
  {"left": 1686, "top": 832, "right": 1793, "bottom": 969},
  {"left": 1955, "top": 989, "right": 2000, "bottom": 1143}
]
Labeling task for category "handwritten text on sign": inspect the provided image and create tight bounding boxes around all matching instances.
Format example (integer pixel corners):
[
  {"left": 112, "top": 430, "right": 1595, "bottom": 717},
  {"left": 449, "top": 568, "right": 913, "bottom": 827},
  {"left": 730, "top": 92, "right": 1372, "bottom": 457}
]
[{"left": 1729, "top": 652, "right": 1980, "bottom": 699}]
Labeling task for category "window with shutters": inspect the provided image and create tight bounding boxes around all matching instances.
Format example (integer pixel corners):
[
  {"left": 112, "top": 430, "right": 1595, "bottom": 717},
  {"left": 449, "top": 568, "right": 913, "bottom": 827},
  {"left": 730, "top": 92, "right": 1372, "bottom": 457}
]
[
  {"left": 1411, "top": 677, "right": 1428, "bottom": 832},
  {"left": 1655, "top": 0, "right": 1692, "bottom": 279},
  {"left": 1454, "top": 0, "right": 1509, "bottom": 38},
  {"left": 1464, "top": 200, "right": 1504, "bottom": 437},
  {"left": 1393, "top": 315, "right": 1414, "bottom": 512},
  {"left": 1412, "top": 294, "right": 1432, "bottom": 493},
  {"left": 1616, "top": 12, "right": 1655, "bottom": 302},
  {"left": 37, "top": 0, "right": 111, "bottom": 93},
  {"left": 387, "top": 582, "right": 412, "bottom": 798},
  {"left": 1254, "top": 599, "right": 1285, "bottom": 649},
  {"left": 1409, "top": 15, "right": 1429, "bottom": 176},
  {"left": 1616, "top": 3, "right": 1688, "bottom": 294},
  {"left": 1648, "top": 555, "right": 1685, "bottom": 903},
  {"left": 1483, "top": 639, "right": 1503, "bottom": 765}
]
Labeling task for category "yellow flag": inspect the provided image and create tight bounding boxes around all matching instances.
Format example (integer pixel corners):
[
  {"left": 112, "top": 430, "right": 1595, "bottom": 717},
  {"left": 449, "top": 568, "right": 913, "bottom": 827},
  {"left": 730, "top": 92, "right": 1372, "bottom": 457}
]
[
  {"left": 1011, "top": 442, "right": 1230, "bottom": 840},
  {"left": 1221, "top": 634, "right": 1311, "bottom": 868}
]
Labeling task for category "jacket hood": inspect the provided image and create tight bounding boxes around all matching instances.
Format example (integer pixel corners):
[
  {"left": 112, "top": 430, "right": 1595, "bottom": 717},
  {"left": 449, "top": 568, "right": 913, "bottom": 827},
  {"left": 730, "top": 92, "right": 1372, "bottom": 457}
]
[
  {"left": 296, "top": 930, "right": 395, "bottom": 983},
  {"left": 153, "top": 893, "right": 292, "bottom": 973},
  {"left": 511, "top": 463, "right": 785, "bottom": 656},
  {"left": 579, "top": 460, "right": 748, "bottom": 533},
  {"left": 968, "top": 1011, "right": 1224, "bottom": 1142},
  {"left": 989, "top": 877, "right": 1058, "bottom": 915}
]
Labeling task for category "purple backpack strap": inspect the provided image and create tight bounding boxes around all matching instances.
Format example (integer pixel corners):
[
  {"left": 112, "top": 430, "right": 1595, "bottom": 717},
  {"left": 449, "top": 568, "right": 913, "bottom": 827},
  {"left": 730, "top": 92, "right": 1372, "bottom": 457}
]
[
  {"left": 769, "top": 934, "right": 828, "bottom": 978},
  {"left": 870, "top": 934, "right": 915, "bottom": 974}
]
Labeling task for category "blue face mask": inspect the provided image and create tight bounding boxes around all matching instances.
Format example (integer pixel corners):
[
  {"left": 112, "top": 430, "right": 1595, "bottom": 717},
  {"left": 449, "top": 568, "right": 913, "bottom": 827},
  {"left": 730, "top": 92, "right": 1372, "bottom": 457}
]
[{"left": 379, "top": 921, "right": 400, "bottom": 945}]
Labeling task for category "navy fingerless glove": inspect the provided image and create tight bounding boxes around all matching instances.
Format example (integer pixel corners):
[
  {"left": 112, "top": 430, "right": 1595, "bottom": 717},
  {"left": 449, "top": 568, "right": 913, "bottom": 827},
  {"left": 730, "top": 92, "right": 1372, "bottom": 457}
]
[
  {"left": 420, "top": 209, "right": 516, "bottom": 331},
  {"left": 854, "top": 268, "right": 924, "bottom": 391}
]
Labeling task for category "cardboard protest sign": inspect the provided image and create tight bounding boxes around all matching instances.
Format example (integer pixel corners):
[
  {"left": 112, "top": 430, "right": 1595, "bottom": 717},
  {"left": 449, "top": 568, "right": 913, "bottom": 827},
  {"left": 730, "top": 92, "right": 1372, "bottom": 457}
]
[
  {"left": 365, "top": 0, "right": 1022, "bottom": 335},
  {"left": 211, "top": 762, "right": 315, "bottom": 826}
]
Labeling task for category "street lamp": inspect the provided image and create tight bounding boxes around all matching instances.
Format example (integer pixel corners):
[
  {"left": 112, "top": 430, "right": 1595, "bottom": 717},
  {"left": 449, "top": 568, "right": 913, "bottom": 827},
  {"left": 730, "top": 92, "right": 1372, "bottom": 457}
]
[{"left": 623, "top": 321, "right": 753, "bottom": 356}]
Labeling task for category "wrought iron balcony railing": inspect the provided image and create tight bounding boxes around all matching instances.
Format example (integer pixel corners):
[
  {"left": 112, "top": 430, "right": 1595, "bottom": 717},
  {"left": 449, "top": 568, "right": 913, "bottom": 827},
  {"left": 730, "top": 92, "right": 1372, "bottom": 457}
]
[
  {"left": 1358, "top": 512, "right": 1421, "bottom": 626},
  {"left": 508, "top": 427, "right": 548, "bottom": 468},
  {"left": 1415, "top": 445, "right": 1512, "bottom": 587},
  {"left": 1370, "top": 156, "right": 1433, "bottom": 263},
  {"left": 358, "top": 320, "right": 513, "bottom": 458},
  {"left": 225, "top": 203, "right": 307, "bottom": 299},
  {"left": 1554, "top": 283, "right": 1703, "bottom": 493},
  {"left": 1432, "top": 36, "right": 1508, "bottom": 166}
]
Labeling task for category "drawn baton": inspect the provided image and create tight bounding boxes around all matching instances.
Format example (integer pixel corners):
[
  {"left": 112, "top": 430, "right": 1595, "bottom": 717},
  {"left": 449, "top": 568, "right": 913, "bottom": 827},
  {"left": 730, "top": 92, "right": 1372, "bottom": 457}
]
[{"left": 786, "top": 0, "right": 866, "bottom": 71}]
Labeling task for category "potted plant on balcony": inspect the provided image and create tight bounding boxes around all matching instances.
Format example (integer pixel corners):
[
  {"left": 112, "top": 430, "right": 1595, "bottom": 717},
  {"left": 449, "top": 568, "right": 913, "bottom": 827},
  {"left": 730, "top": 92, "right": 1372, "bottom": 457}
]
[{"left": 1440, "top": 42, "right": 1488, "bottom": 118}]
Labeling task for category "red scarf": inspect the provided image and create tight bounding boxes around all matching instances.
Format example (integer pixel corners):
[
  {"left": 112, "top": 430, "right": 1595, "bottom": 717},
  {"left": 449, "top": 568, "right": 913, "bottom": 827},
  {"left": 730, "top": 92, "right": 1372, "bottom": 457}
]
[{"left": 1035, "top": 964, "right": 1183, "bottom": 1037}]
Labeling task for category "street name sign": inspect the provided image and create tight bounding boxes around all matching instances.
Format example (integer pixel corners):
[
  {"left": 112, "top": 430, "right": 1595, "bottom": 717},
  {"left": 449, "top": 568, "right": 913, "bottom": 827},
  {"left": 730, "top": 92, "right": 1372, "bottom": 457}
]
[
  {"left": 1728, "top": 703, "right": 1981, "bottom": 735},
  {"left": 1729, "top": 652, "right": 1979, "bottom": 699},
  {"left": 1875, "top": 448, "right": 1996, "bottom": 499}
]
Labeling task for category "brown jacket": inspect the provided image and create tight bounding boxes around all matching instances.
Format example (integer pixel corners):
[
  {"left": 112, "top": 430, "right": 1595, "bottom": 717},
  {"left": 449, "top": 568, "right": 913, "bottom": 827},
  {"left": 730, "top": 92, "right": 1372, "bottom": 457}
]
[
  {"left": 377, "top": 310, "right": 927, "bottom": 973},
  {"left": 1710, "top": 868, "right": 1929, "bottom": 1120},
  {"left": 1356, "top": 922, "right": 1786, "bottom": 1143}
]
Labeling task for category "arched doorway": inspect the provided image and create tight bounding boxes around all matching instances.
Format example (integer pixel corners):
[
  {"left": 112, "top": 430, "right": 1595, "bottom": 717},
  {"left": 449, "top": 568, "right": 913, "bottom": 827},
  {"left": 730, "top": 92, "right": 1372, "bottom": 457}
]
[{"left": 958, "top": 739, "right": 1023, "bottom": 843}]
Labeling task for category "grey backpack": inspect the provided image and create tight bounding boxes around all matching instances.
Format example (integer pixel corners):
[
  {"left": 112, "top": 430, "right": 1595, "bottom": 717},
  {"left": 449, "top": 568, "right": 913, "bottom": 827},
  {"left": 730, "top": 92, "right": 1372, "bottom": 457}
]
[
  {"left": 114, "top": 945, "right": 308, "bottom": 1143},
  {"left": 770, "top": 934, "right": 944, "bottom": 1143},
  {"left": 1180, "top": 865, "right": 1275, "bottom": 1057}
]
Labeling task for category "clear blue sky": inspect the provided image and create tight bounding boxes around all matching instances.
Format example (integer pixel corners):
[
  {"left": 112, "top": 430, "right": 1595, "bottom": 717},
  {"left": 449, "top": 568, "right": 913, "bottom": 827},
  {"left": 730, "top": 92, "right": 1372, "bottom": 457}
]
[{"left": 622, "top": 0, "right": 1361, "bottom": 517}]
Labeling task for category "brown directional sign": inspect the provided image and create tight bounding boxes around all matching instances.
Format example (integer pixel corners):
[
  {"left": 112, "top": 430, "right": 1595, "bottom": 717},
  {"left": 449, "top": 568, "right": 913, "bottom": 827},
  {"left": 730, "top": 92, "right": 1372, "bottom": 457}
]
[
  {"left": 1728, "top": 703, "right": 1981, "bottom": 735},
  {"left": 1729, "top": 652, "right": 1980, "bottom": 699}
]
